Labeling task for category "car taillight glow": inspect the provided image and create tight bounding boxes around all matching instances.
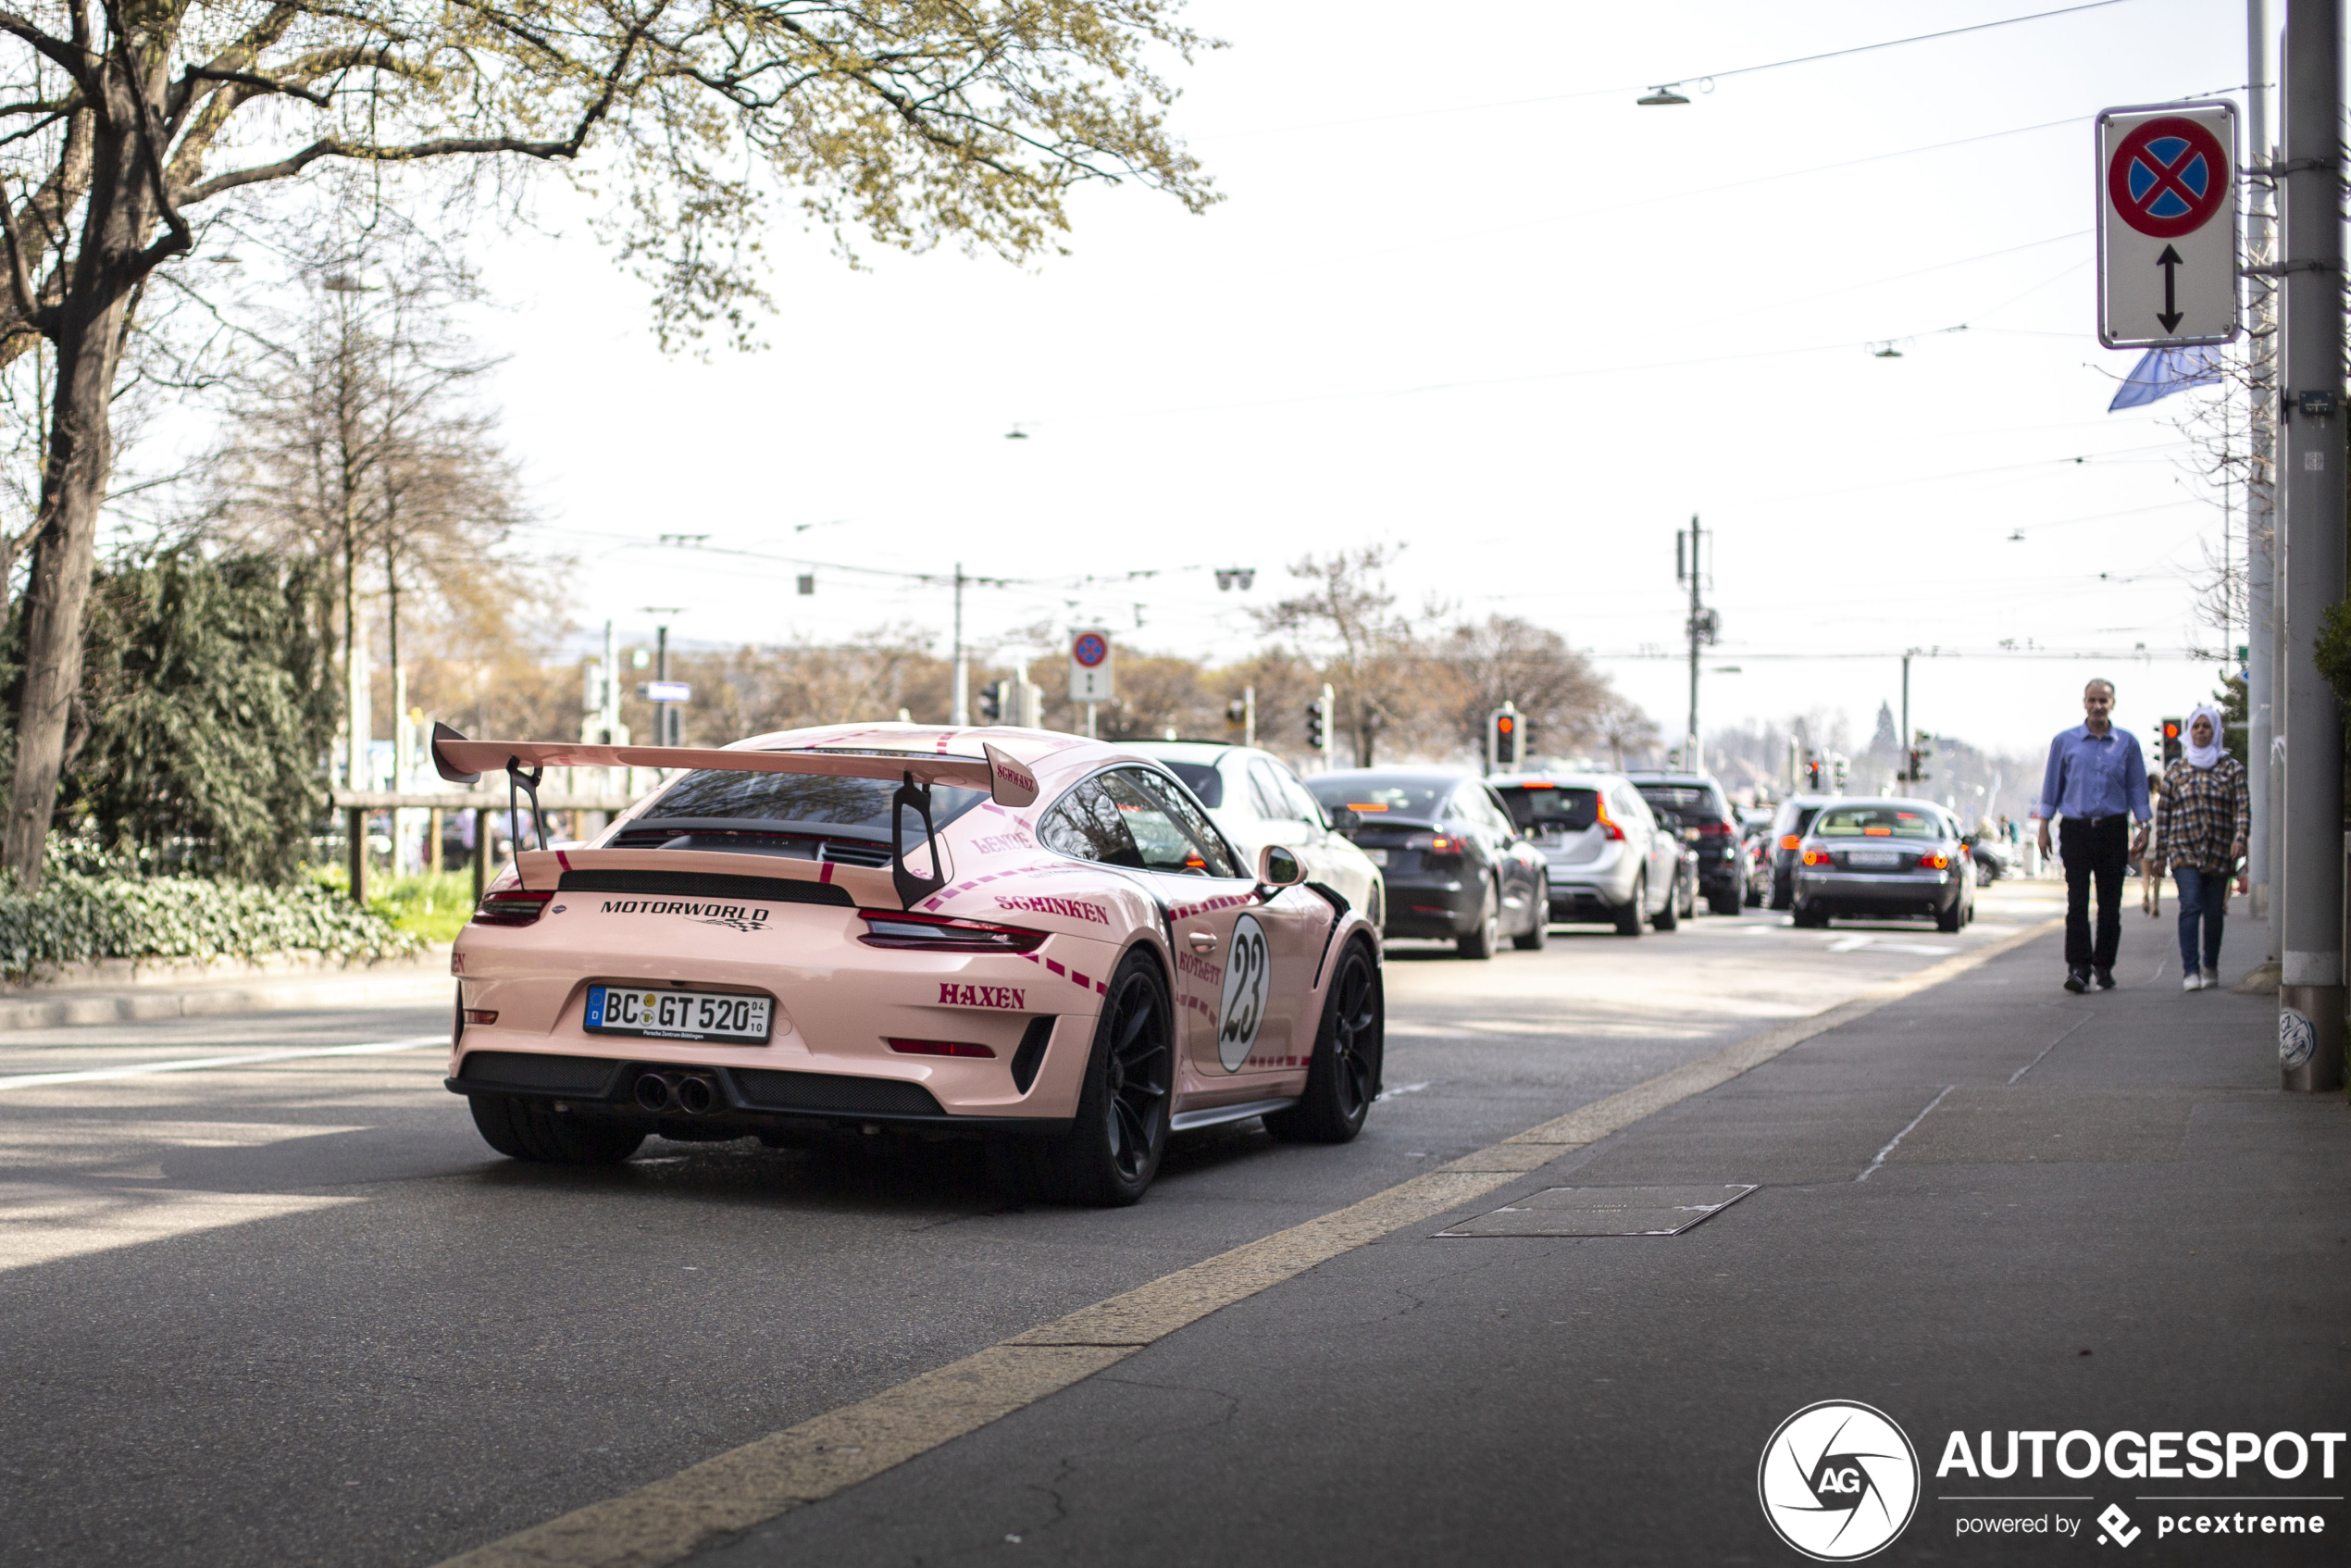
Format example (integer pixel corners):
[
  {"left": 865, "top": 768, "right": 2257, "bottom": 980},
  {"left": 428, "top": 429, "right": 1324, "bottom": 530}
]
[
  {"left": 887, "top": 1039, "right": 997, "bottom": 1058},
  {"left": 472, "top": 889, "right": 555, "bottom": 927},
  {"left": 1779, "top": 833, "right": 1800, "bottom": 852},
  {"left": 1696, "top": 820, "right": 1733, "bottom": 837},
  {"left": 1597, "top": 800, "right": 1626, "bottom": 841},
  {"left": 463, "top": 1009, "right": 499, "bottom": 1026},
  {"left": 1800, "top": 845, "right": 1835, "bottom": 866},
  {"left": 1918, "top": 851, "right": 1951, "bottom": 869},
  {"left": 858, "top": 910, "right": 1046, "bottom": 952},
  {"left": 1402, "top": 832, "right": 1465, "bottom": 855}
]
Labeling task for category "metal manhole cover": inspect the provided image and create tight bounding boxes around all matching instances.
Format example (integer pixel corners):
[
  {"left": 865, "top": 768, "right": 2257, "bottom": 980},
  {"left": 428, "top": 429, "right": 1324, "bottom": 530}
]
[{"left": 1435, "top": 1184, "right": 1757, "bottom": 1238}]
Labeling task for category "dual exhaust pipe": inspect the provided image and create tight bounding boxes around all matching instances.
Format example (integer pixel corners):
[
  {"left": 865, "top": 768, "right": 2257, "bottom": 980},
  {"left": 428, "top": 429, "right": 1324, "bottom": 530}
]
[{"left": 634, "top": 1071, "right": 722, "bottom": 1116}]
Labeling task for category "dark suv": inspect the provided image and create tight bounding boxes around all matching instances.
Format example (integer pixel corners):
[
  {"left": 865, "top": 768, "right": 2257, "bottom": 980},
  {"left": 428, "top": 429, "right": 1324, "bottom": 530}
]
[{"left": 1625, "top": 773, "right": 1742, "bottom": 916}]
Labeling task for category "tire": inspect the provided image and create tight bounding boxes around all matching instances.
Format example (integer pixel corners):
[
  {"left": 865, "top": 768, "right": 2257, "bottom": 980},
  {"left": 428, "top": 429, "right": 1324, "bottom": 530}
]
[
  {"left": 1792, "top": 903, "right": 1829, "bottom": 928},
  {"left": 1513, "top": 876, "right": 1550, "bottom": 950},
  {"left": 1744, "top": 878, "right": 1763, "bottom": 909},
  {"left": 1678, "top": 871, "right": 1696, "bottom": 921},
  {"left": 1264, "top": 940, "right": 1384, "bottom": 1143},
  {"left": 1769, "top": 874, "right": 1793, "bottom": 912},
  {"left": 1936, "top": 900, "right": 1963, "bottom": 933},
  {"left": 1612, "top": 873, "right": 1646, "bottom": 937},
  {"left": 1457, "top": 879, "right": 1500, "bottom": 959},
  {"left": 993, "top": 951, "right": 1173, "bottom": 1206},
  {"left": 468, "top": 1094, "right": 645, "bottom": 1165},
  {"left": 1652, "top": 872, "right": 1679, "bottom": 931},
  {"left": 1710, "top": 890, "right": 1743, "bottom": 917}
]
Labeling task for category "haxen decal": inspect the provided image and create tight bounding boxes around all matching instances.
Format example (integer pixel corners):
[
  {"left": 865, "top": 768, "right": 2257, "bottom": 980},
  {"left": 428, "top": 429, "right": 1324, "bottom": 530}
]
[
  {"left": 939, "top": 983, "right": 1026, "bottom": 1010},
  {"left": 598, "top": 899, "right": 773, "bottom": 933}
]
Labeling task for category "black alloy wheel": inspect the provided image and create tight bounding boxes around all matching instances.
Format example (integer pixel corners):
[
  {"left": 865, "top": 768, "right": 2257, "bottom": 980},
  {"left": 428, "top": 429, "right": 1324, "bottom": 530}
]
[
  {"left": 994, "top": 951, "right": 1173, "bottom": 1206},
  {"left": 1457, "top": 879, "right": 1500, "bottom": 960},
  {"left": 1513, "top": 875, "right": 1549, "bottom": 950},
  {"left": 1265, "top": 940, "right": 1384, "bottom": 1143},
  {"left": 1613, "top": 871, "right": 1646, "bottom": 937}
]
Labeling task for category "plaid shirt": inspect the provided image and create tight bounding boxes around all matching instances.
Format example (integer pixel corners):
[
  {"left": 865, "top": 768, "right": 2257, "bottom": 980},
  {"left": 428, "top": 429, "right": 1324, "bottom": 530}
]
[{"left": 2155, "top": 755, "right": 2249, "bottom": 873}]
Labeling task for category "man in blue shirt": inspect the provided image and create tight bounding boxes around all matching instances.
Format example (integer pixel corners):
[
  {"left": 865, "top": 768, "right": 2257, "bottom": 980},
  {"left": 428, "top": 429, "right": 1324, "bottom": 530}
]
[{"left": 2034, "top": 678, "right": 2151, "bottom": 992}]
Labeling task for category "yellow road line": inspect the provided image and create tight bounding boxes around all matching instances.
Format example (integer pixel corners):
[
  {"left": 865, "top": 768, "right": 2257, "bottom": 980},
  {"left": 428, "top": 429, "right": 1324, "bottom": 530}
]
[{"left": 435, "top": 916, "right": 2059, "bottom": 1568}]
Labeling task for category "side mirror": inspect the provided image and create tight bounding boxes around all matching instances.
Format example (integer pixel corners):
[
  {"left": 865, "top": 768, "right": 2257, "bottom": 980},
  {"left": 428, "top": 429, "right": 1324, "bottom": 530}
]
[
  {"left": 1327, "top": 806, "right": 1362, "bottom": 833},
  {"left": 1257, "top": 844, "right": 1308, "bottom": 889}
]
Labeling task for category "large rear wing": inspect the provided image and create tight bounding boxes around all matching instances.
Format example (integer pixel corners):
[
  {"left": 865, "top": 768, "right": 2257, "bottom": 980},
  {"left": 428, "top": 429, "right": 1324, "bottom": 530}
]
[{"left": 429, "top": 725, "right": 1041, "bottom": 909}]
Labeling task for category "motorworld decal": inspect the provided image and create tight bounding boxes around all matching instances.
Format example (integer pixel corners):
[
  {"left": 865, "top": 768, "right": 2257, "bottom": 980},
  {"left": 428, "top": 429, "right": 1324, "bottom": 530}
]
[{"left": 597, "top": 899, "right": 772, "bottom": 932}]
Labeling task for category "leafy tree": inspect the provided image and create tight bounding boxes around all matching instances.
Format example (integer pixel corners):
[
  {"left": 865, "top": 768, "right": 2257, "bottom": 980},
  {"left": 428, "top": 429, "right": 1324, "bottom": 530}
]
[
  {"left": 54, "top": 545, "right": 333, "bottom": 882},
  {"left": 0, "top": 0, "right": 1216, "bottom": 884}
]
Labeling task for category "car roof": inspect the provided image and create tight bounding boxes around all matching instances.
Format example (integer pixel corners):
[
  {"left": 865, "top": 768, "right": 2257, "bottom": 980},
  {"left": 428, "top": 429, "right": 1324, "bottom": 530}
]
[
  {"left": 1625, "top": 772, "right": 1721, "bottom": 786},
  {"left": 1125, "top": 740, "right": 1247, "bottom": 765},
  {"left": 1820, "top": 796, "right": 1951, "bottom": 818},
  {"left": 1316, "top": 767, "right": 1478, "bottom": 785},
  {"left": 1488, "top": 773, "right": 1619, "bottom": 790}
]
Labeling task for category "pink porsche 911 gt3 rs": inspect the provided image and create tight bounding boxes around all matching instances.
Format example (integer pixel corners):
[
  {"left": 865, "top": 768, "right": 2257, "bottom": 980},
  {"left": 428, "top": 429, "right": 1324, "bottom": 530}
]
[{"left": 434, "top": 722, "right": 1386, "bottom": 1205}]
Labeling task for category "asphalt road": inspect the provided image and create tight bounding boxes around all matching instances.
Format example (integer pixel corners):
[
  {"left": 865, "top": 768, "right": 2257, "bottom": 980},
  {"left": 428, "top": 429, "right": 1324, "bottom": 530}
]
[{"left": 0, "top": 888, "right": 2075, "bottom": 1566}]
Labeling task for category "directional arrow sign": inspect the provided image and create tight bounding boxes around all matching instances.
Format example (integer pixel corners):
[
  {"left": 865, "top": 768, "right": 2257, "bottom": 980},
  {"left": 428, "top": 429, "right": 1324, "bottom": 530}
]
[{"left": 2097, "top": 101, "right": 2239, "bottom": 349}]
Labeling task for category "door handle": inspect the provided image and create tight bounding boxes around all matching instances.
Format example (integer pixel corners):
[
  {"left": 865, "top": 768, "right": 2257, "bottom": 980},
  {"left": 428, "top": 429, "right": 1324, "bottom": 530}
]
[{"left": 1187, "top": 931, "right": 1218, "bottom": 952}]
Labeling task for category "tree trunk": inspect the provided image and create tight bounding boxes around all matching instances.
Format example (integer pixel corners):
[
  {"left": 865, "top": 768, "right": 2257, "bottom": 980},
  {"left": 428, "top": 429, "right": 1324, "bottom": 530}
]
[{"left": 4, "top": 295, "right": 128, "bottom": 883}]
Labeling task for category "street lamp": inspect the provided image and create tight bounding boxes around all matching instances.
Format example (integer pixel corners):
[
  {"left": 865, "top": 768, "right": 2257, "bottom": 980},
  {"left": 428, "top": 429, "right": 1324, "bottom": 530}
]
[{"left": 1637, "top": 84, "right": 1691, "bottom": 106}]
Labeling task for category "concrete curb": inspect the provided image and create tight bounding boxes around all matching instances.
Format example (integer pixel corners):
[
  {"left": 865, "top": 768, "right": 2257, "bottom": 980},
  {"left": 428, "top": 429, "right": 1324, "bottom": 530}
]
[{"left": 0, "top": 959, "right": 454, "bottom": 1030}]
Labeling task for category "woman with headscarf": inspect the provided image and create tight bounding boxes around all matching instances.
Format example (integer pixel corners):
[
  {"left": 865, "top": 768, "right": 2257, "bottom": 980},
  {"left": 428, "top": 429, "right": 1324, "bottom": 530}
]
[{"left": 2150, "top": 704, "right": 2249, "bottom": 991}]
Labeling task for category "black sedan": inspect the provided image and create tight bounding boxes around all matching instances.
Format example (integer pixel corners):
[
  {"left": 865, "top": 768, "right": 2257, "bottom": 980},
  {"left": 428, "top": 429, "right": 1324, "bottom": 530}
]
[
  {"left": 1626, "top": 772, "right": 1744, "bottom": 915},
  {"left": 1308, "top": 769, "right": 1549, "bottom": 959},
  {"left": 1791, "top": 799, "right": 1976, "bottom": 932}
]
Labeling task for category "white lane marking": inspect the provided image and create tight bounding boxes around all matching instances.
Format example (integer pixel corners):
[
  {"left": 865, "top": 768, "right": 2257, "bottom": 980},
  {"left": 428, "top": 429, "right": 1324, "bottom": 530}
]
[
  {"left": 1826, "top": 936, "right": 1873, "bottom": 952},
  {"left": 1375, "top": 1081, "right": 1430, "bottom": 1101},
  {"left": 0, "top": 1036, "right": 447, "bottom": 1092},
  {"left": 1856, "top": 1084, "right": 1954, "bottom": 1182}
]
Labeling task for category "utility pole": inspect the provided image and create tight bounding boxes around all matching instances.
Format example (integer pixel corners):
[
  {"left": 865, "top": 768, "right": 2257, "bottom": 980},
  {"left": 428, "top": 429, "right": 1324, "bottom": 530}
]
[
  {"left": 2247, "top": 0, "right": 2280, "bottom": 947},
  {"left": 951, "top": 562, "right": 969, "bottom": 728},
  {"left": 2275, "top": 0, "right": 2344, "bottom": 1091},
  {"left": 1900, "top": 651, "right": 1912, "bottom": 782},
  {"left": 1675, "top": 516, "right": 1718, "bottom": 765}
]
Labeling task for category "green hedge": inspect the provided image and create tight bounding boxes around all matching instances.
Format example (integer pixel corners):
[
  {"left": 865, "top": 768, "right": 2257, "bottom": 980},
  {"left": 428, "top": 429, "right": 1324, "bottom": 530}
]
[{"left": 0, "top": 848, "right": 419, "bottom": 981}]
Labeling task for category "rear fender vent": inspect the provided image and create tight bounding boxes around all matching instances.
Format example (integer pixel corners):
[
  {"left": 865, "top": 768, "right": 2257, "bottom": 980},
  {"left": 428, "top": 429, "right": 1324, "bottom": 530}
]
[{"left": 1010, "top": 1016, "right": 1054, "bottom": 1094}]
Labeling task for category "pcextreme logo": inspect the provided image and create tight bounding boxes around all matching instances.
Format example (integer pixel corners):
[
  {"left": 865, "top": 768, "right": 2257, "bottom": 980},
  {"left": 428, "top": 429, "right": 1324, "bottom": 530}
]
[{"left": 1759, "top": 1400, "right": 1922, "bottom": 1562}]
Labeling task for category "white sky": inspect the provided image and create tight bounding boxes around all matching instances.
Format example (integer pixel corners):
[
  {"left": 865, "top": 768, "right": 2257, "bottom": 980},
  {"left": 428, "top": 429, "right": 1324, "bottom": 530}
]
[{"left": 457, "top": 0, "right": 2255, "bottom": 758}]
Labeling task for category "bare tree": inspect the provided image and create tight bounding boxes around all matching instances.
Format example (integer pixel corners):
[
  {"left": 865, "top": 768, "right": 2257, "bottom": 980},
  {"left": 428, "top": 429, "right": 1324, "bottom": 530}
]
[
  {"left": 1438, "top": 614, "right": 1614, "bottom": 760},
  {"left": 0, "top": 0, "right": 1217, "bottom": 884},
  {"left": 1252, "top": 545, "right": 1430, "bottom": 766}
]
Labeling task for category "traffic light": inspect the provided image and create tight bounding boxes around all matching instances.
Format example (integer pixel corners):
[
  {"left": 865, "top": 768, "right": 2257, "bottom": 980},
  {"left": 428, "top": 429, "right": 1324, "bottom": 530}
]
[
  {"left": 1225, "top": 698, "right": 1248, "bottom": 729},
  {"left": 1306, "top": 697, "right": 1326, "bottom": 752},
  {"left": 977, "top": 680, "right": 1004, "bottom": 724},
  {"left": 1488, "top": 705, "right": 1522, "bottom": 771},
  {"left": 1831, "top": 756, "right": 1847, "bottom": 792},
  {"left": 2159, "top": 716, "right": 2183, "bottom": 764}
]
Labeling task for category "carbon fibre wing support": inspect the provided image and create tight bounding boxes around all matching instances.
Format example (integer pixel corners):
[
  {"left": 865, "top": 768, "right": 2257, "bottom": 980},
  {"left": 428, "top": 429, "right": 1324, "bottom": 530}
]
[{"left": 892, "top": 772, "right": 948, "bottom": 910}]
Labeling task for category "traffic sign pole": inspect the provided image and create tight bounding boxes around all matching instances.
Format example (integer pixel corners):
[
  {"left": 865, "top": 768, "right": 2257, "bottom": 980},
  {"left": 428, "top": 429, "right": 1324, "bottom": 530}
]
[{"left": 2276, "top": 0, "right": 2344, "bottom": 1091}]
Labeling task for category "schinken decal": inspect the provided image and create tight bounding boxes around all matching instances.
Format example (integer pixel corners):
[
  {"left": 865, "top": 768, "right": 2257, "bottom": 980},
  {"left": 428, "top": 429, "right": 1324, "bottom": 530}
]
[
  {"left": 938, "top": 983, "right": 1026, "bottom": 1010},
  {"left": 599, "top": 899, "right": 771, "bottom": 932},
  {"left": 1216, "top": 914, "right": 1272, "bottom": 1073},
  {"left": 995, "top": 894, "right": 1111, "bottom": 925}
]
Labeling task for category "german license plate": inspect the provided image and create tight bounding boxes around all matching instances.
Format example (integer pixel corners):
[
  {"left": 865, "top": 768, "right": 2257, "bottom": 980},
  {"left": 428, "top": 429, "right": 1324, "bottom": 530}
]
[
  {"left": 1363, "top": 848, "right": 1388, "bottom": 866},
  {"left": 1847, "top": 851, "right": 1900, "bottom": 868},
  {"left": 586, "top": 986, "right": 772, "bottom": 1043}
]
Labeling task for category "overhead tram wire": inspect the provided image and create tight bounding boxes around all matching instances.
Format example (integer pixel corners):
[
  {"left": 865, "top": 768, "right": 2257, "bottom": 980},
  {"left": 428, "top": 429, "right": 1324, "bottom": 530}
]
[{"left": 1222, "top": 0, "right": 2143, "bottom": 137}]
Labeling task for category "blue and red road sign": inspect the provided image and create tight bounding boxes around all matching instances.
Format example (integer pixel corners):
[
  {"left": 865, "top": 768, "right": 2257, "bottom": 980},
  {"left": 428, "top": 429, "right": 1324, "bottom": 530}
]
[{"left": 2106, "top": 117, "right": 2228, "bottom": 240}]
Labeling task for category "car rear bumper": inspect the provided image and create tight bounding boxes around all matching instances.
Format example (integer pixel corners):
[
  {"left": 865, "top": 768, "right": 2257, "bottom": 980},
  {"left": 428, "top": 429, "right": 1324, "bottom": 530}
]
[
  {"left": 1381, "top": 874, "right": 1481, "bottom": 937},
  {"left": 1796, "top": 869, "right": 1960, "bottom": 913}
]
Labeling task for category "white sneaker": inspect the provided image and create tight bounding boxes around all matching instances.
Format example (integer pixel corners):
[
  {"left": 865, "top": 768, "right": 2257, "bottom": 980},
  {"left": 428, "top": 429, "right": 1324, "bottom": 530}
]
[{"left": 2183, "top": 971, "right": 2202, "bottom": 992}]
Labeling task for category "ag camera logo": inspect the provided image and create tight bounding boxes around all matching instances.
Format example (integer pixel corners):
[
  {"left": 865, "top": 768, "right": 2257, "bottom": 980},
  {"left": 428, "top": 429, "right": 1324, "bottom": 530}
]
[{"left": 1759, "top": 1400, "right": 1921, "bottom": 1561}]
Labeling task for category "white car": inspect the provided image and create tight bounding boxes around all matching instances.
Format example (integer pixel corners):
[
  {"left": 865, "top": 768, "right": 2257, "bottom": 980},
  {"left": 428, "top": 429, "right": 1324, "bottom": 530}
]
[{"left": 1127, "top": 741, "right": 1386, "bottom": 928}]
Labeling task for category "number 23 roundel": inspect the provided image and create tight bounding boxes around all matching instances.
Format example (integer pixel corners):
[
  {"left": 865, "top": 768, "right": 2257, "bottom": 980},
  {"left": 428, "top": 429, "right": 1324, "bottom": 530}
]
[{"left": 1216, "top": 914, "right": 1273, "bottom": 1072}]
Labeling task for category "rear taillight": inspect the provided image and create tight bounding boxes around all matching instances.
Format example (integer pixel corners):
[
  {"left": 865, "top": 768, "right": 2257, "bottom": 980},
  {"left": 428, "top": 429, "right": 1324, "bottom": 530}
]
[
  {"left": 1697, "top": 820, "right": 1733, "bottom": 837},
  {"left": 1404, "top": 833, "right": 1465, "bottom": 857},
  {"left": 1597, "top": 800, "right": 1626, "bottom": 841},
  {"left": 1779, "top": 833, "right": 1800, "bottom": 852},
  {"left": 472, "top": 889, "right": 554, "bottom": 927},
  {"left": 858, "top": 910, "right": 1046, "bottom": 952},
  {"left": 1801, "top": 845, "right": 1835, "bottom": 866},
  {"left": 1918, "top": 851, "right": 1951, "bottom": 870},
  {"left": 887, "top": 1039, "right": 997, "bottom": 1058}
]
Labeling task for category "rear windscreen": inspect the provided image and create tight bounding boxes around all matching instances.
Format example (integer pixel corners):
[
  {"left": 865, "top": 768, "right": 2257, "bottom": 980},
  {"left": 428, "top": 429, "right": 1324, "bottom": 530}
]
[
  {"left": 1493, "top": 785, "right": 1600, "bottom": 831},
  {"left": 1815, "top": 805, "right": 1939, "bottom": 839},
  {"left": 1306, "top": 779, "right": 1449, "bottom": 819},
  {"left": 1637, "top": 786, "right": 1718, "bottom": 820},
  {"left": 636, "top": 769, "right": 987, "bottom": 833},
  {"left": 1157, "top": 761, "right": 1224, "bottom": 809}
]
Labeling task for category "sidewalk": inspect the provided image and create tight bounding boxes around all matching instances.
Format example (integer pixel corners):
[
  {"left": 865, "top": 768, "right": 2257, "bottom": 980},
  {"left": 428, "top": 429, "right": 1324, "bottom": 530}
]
[
  {"left": 697, "top": 920, "right": 2351, "bottom": 1566},
  {"left": 0, "top": 947, "right": 452, "bottom": 1030}
]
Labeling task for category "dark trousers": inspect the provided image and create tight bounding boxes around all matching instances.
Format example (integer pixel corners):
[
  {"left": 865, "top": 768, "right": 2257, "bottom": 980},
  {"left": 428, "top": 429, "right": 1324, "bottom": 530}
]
[
  {"left": 2173, "top": 865, "right": 2226, "bottom": 975},
  {"left": 2059, "top": 815, "right": 2130, "bottom": 971}
]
